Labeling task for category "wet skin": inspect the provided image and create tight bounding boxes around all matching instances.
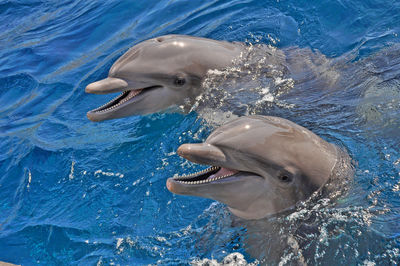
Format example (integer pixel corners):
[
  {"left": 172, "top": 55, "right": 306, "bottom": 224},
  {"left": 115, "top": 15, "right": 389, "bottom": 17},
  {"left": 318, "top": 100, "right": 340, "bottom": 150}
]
[
  {"left": 167, "top": 115, "right": 345, "bottom": 220},
  {"left": 85, "top": 34, "right": 243, "bottom": 121}
]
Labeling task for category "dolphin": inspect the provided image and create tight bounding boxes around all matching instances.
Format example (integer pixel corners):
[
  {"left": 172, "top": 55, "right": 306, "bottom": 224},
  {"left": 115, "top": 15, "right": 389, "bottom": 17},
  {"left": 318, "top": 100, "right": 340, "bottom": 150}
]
[
  {"left": 167, "top": 115, "right": 351, "bottom": 220},
  {"left": 85, "top": 35, "right": 244, "bottom": 121},
  {"left": 0, "top": 262, "right": 19, "bottom": 266}
]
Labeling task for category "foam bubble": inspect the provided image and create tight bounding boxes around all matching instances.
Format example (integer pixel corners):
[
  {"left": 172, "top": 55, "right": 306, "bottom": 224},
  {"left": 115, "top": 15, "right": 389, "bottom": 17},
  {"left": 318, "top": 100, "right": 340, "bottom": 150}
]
[{"left": 191, "top": 252, "right": 258, "bottom": 266}]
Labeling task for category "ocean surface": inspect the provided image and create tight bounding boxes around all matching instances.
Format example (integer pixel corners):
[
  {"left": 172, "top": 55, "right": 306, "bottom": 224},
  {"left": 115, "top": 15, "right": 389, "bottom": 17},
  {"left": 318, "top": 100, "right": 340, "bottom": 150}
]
[{"left": 1, "top": 0, "right": 400, "bottom": 265}]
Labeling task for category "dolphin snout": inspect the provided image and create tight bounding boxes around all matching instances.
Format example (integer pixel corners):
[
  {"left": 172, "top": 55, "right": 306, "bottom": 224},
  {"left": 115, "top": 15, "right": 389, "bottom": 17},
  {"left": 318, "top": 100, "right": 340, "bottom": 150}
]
[
  {"left": 177, "top": 143, "right": 226, "bottom": 165},
  {"left": 85, "top": 77, "right": 128, "bottom": 94},
  {"left": 86, "top": 112, "right": 102, "bottom": 122}
]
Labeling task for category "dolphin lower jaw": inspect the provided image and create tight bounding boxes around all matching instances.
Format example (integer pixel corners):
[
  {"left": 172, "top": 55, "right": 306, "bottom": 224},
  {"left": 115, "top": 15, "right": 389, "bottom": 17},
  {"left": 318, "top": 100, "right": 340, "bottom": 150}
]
[
  {"left": 177, "top": 143, "right": 226, "bottom": 164},
  {"left": 86, "top": 86, "right": 161, "bottom": 121},
  {"left": 88, "top": 89, "right": 142, "bottom": 113}
]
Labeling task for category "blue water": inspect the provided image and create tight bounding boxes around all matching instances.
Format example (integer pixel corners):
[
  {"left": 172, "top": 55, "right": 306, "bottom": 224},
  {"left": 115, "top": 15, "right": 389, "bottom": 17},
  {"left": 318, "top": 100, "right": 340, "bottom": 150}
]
[{"left": 1, "top": 0, "right": 400, "bottom": 265}]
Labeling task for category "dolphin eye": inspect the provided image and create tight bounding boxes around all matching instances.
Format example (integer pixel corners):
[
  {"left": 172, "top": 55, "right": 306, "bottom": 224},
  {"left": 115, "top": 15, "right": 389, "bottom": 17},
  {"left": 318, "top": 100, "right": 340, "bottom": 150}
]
[
  {"left": 278, "top": 174, "right": 292, "bottom": 182},
  {"left": 174, "top": 77, "right": 186, "bottom": 86}
]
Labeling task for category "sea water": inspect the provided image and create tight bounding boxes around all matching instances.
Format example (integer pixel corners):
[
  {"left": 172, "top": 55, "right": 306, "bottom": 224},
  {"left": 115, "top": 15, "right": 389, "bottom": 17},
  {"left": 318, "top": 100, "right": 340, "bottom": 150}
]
[{"left": 0, "top": 0, "right": 400, "bottom": 265}]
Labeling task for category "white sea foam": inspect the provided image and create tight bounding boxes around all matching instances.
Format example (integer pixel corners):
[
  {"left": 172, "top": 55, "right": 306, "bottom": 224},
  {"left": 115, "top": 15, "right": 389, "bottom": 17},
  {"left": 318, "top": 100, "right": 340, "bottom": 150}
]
[
  {"left": 191, "top": 252, "right": 258, "bottom": 266},
  {"left": 94, "top": 169, "right": 124, "bottom": 178},
  {"left": 69, "top": 160, "right": 75, "bottom": 180},
  {"left": 27, "top": 168, "right": 32, "bottom": 188}
]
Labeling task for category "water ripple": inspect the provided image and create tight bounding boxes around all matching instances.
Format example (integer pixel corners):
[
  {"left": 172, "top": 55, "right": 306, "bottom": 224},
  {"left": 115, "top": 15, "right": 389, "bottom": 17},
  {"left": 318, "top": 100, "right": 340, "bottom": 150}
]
[{"left": 0, "top": 0, "right": 400, "bottom": 265}]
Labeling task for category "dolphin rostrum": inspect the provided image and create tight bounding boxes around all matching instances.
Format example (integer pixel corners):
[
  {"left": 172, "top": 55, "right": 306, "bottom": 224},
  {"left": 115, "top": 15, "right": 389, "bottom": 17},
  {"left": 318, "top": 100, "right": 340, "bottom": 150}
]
[
  {"left": 167, "top": 115, "right": 351, "bottom": 220},
  {"left": 85, "top": 35, "right": 244, "bottom": 121}
]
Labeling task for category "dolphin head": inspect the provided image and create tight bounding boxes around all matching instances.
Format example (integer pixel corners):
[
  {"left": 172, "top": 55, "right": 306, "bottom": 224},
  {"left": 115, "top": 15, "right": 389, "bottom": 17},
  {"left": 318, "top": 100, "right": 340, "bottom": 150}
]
[
  {"left": 85, "top": 35, "right": 243, "bottom": 121},
  {"left": 167, "top": 116, "right": 339, "bottom": 220}
]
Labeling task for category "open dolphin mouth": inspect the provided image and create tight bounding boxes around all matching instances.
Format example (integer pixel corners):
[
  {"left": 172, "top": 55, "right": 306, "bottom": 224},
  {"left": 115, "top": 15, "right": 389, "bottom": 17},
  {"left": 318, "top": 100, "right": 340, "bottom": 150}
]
[
  {"left": 172, "top": 166, "right": 239, "bottom": 185},
  {"left": 88, "top": 86, "right": 160, "bottom": 114}
]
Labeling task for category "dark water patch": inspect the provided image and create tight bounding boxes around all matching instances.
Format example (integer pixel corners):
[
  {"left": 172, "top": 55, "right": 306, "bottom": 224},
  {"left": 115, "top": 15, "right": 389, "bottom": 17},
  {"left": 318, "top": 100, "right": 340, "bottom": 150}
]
[
  {"left": 0, "top": 74, "right": 73, "bottom": 142},
  {"left": 0, "top": 224, "right": 98, "bottom": 266}
]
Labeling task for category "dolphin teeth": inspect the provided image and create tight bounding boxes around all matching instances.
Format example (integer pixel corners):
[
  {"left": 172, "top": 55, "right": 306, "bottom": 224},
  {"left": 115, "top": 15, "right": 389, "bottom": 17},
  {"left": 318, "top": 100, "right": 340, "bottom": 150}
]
[
  {"left": 173, "top": 166, "right": 237, "bottom": 185},
  {"left": 173, "top": 166, "right": 219, "bottom": 180},
  {"left": 89, "top": 89, "right": 144, "bottom": 113},
  {"left": 92, "top": 92, "right": 125, "bottom": 112}
]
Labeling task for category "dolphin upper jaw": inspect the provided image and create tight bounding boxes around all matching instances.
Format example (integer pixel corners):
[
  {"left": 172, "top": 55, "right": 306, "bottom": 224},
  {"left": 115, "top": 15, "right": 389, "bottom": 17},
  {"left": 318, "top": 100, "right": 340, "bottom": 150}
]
[
  {"left": 85, "top": 77, "right": 128, "bottom": 94},
  {"left": 177, "top": 143, "right": 227, "bottom": 164}
]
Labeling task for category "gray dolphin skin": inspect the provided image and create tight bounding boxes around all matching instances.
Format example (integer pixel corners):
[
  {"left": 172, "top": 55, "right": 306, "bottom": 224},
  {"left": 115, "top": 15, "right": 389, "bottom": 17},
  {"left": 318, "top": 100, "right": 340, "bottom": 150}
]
[
  {"left": 0, "top": 262, "right": 19, "bottom": 266},
  {"left": 85, "top": 35, "right": 243, "bottom": 121},
  {"left": 167, "top": 115, "right": 345, "bottom": 220}
]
